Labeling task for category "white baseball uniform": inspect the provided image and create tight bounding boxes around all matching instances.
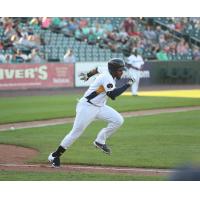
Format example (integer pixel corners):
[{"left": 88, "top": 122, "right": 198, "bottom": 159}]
[
  {"left": 60, "top": 71, "right": 124, "bottom": 149},
  {"left": 127, "top": 54, "right": 144, "bottom": 95}
]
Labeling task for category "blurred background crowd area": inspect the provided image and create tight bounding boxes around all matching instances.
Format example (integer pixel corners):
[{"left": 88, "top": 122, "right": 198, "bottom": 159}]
[{"left": 0, "top": 17, "right": 200, "bottom": 64}]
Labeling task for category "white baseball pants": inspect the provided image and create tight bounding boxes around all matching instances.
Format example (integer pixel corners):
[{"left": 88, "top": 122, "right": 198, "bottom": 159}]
[
  {"left": 60, "top": 101, "right": 124, "bottom": 149},
  {"left": 129, "top": 68, "right": 140, "bottom": 95}
]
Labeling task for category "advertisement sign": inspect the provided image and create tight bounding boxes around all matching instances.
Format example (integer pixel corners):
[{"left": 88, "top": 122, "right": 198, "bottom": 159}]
[{"left": 0, "top": 63, "right": 74, "bottom": 90}]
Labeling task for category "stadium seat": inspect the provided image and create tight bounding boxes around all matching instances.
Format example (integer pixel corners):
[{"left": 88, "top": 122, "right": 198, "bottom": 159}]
[{"left": 1, "top": 17, "right": 199, "bottom": 63}]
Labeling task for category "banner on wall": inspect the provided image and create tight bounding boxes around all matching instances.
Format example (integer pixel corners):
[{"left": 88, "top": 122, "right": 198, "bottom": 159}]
[{"left": 0, "top": 63, "right": 74, "bottom": 90}]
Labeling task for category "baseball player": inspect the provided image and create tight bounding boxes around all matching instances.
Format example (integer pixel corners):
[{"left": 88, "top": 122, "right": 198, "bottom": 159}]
[
  {"left": 125, "top": 48, "right": 144, "bottom": 96},
  {"left": 48, "top": 58, "right": 134, "bottom": 168}
]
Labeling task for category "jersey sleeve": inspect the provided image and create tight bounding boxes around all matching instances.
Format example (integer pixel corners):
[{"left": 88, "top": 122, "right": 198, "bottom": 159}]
[{"left": 102, "top": 74, "right": 115, "bottom": 92}]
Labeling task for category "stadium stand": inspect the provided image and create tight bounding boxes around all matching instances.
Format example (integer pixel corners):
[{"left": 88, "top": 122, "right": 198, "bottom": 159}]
[{"left": 0, "top": 17, "right": 200, "bottom": 63}]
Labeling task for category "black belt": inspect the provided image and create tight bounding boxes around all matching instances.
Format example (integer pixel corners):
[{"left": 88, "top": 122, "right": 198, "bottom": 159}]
[{"left": 86, "top": 98, "right": 101, "bottom": 107}]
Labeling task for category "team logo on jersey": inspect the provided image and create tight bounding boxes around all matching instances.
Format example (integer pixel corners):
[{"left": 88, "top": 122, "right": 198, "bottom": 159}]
[{"left": 107, "top": 83, "right": 113, "bottom": 88}]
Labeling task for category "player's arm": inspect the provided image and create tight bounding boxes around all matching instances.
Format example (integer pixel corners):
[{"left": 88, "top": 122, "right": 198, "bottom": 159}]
[
  {"left": 79, "top": 67, "right": 99, "bottom": 81},
  {"left": 85, "top": 85, "right": 105, "bottom": 101},
  {"left": 125, "top": 62, "right": 140, "bottom": 71},
  {"left": 107, "top": 79, "right": 135, "bottom": 100}
]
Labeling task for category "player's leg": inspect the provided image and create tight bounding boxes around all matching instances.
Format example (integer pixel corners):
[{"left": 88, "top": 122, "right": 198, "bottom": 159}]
[
  {"left": 96, "top": 105, "right": 124, "bottom": 142},
  {"left": 94, "top": 105, "right": 124, "bottom": 154},
  {"left": 131, "top": 71, "right": 140, "bottom": 95},
  {"left": 49, "top": 102, "right": 98, "bottom": 167},
  {"left": 60, "top": 103, "right": 98, "bottom": 148}
]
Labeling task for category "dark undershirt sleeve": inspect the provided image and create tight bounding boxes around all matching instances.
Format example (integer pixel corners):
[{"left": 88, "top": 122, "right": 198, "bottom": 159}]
[{"left": 106, "top": 84, "right": 130, "bottom": 100}]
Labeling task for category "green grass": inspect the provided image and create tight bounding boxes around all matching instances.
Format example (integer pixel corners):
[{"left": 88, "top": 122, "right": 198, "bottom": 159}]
[
  {"left": 1, "top": 93, "right": 200, "bottom": 180},
  {"left": 0, "top": 171, "right": 165, "bottom": 181},
  {"left": 1, "top": 110, "right": 200, "bottom": 169},
  {"left": 0, "top": 94, "right": 78, "bottom": 124},
  {"left": 1, "top": 94, "right": 200, "bottom": 124}
]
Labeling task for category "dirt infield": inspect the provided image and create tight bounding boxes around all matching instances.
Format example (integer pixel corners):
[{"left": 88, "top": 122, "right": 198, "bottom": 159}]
[
  {"left": 0, "top": 144, "right": 38, "bottom": 164},
  {"left": 0, "top": 145, "right": 173, "bottom": 176}
]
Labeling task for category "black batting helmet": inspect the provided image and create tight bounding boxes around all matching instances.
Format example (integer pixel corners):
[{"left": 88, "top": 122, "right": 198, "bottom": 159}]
[{"left": 108, "top": 58, "right": 125, "bottom": 74}]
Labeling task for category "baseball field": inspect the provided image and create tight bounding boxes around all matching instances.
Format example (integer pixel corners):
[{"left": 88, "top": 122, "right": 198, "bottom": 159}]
[{"left": 0, "top": 88, "right": 200, "bottom": 180}]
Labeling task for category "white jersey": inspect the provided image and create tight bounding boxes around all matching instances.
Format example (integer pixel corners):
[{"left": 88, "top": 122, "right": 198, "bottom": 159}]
[
  {"left": 79, "top": 71, "right": 116, "bottom": 107},
  {"left": 127, "top": 54, "right": 144, "bottom": 69},
  {"left": 127, "top": 54, "right": 144, "bottom": 95}
]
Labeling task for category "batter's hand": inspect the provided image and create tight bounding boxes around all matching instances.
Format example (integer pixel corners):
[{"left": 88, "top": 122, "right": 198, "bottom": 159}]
[{"left": 79, "top": 72, "right": 89, "bottom": 81}]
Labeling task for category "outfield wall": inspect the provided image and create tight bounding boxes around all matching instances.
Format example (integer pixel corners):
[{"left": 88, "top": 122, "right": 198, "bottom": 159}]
[
  {"left": 147, "top": 61, "right": 200, "bottom": 85},
  {"left": 0, "top": 61, "right": 199, "bottom": 90}
]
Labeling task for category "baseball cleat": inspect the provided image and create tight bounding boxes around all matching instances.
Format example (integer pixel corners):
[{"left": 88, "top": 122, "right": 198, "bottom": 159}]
[
  {"left": 48, "top": 153, "right": 60, "bottom": 168},
  {"left": 93, "top": 141, "right": 111, "bottom": 155}
]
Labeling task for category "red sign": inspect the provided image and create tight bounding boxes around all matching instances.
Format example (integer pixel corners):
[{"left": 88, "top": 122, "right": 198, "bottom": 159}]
[{"left": 0, "top": 63, "right": 74, "bottom": 90}]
